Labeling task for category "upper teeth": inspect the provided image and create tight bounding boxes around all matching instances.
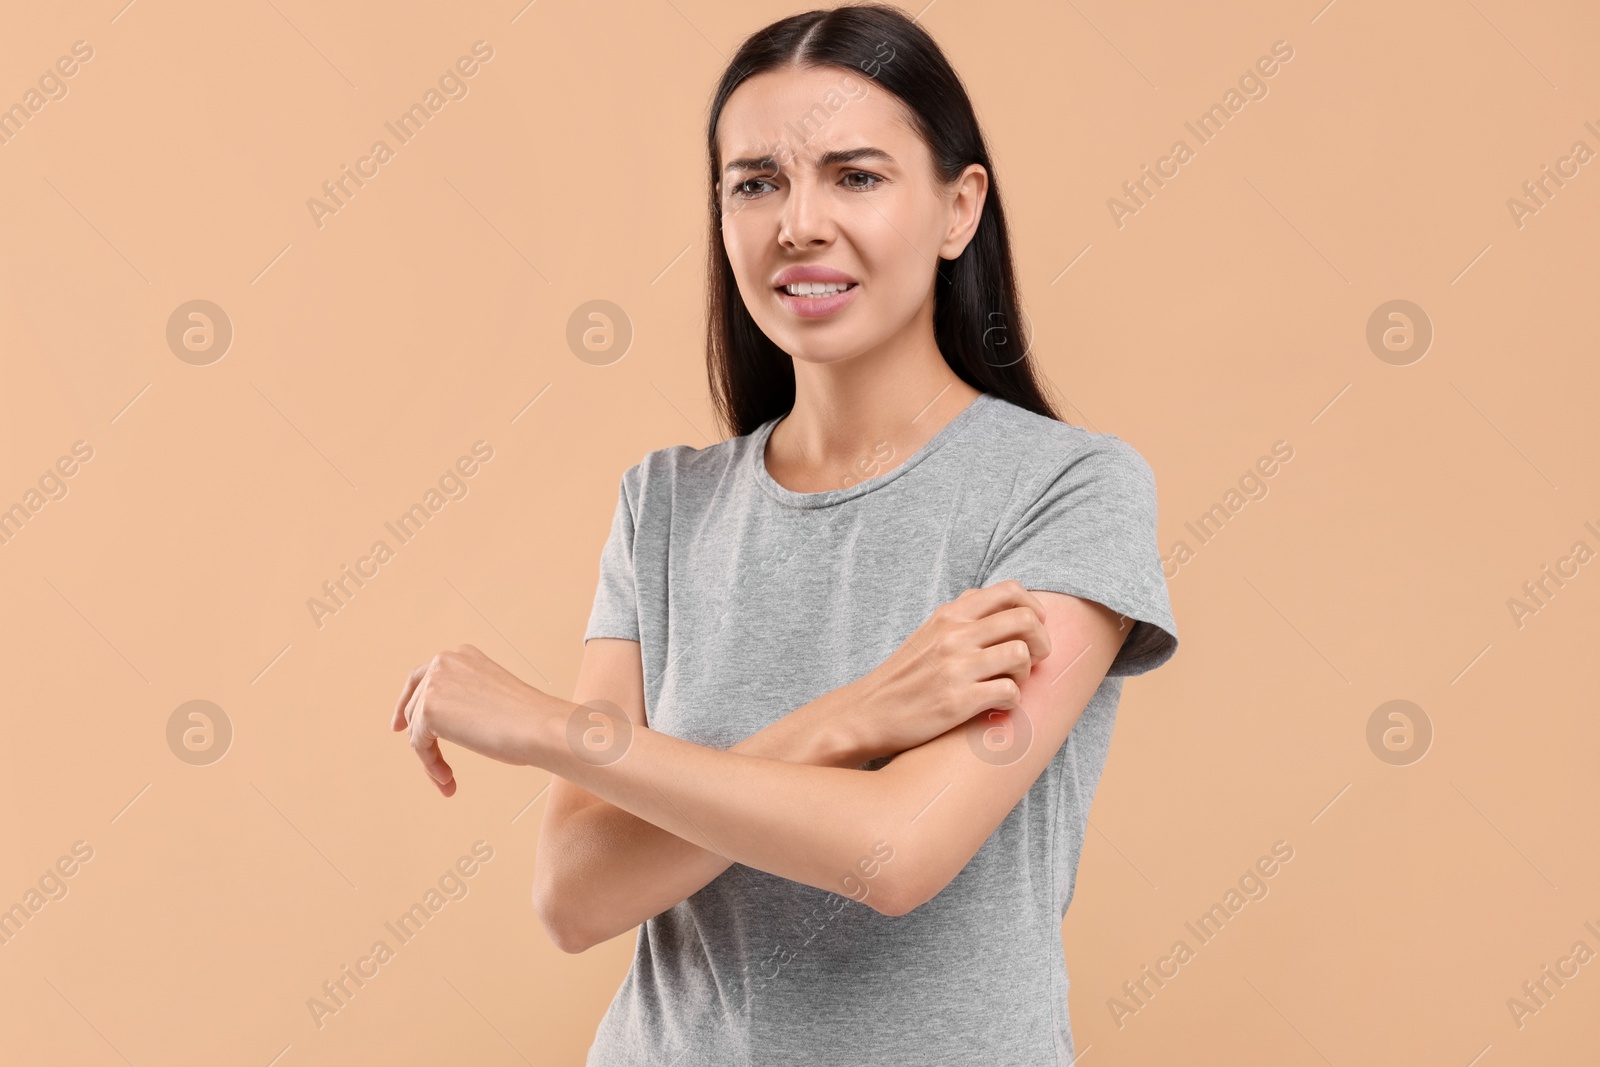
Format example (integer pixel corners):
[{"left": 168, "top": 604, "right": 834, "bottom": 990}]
[{"left": 784, "top": 282, "right": 853, "bottom": 296}]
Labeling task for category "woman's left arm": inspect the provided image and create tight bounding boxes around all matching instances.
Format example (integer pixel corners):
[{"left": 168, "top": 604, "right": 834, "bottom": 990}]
[{"left": 394, "top": 589, "right": 1126, "bottom": 916}]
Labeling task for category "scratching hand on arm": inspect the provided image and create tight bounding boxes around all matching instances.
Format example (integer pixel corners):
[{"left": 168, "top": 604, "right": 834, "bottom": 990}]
[
  {"left": 845, "top": 583, "right": 1054, "bottom": 764},
  {"left": 389, "top": 581, "right": 1072, "bottom": 948},
  {"left": 388, "top": 638, "right": 878, "bottom": 952},
  {"left": 528, "top": 581, "right": 1054, "bottom": 951}
]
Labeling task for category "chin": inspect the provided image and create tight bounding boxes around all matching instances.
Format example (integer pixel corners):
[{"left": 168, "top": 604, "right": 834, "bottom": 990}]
[{"left": 777, "top": 337, "right": 865, "bottom": 366}]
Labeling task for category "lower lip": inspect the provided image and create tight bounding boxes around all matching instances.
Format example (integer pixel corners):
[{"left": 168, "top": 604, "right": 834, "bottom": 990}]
[{"left": 775, "top": 283, "right": 859, "bottom": 319}]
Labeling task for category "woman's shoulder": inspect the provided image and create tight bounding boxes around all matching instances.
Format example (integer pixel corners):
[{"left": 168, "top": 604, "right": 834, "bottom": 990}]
[
  {"left": 612, "top": 428, "right": 752, "bottom": 501},
  {"left": 975, "top": 394, "right": 1157, "bottom": 489}
]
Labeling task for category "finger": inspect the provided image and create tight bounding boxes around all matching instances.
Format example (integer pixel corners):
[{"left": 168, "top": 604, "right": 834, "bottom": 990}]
[
  {"left": 1005, "top": 582, "right": 1048, "bottom": 621},
  {"left": 976, "top": 675, "right": 1023, "bottom": 712},
  {"left": 412, "top": 730, "right": 457, "bottom": 793},
  {"left": 971, "top": 605, "right": 1053, "bottom": 662},
  {"left": 961, "top": 579, "right": 1048, "bottom": 624},
  {"left": 971, "top": 638, "right": 1036, "bottom": 690},
  {"left": 392, "top": 663, "right": 428, "bottom": 731}
]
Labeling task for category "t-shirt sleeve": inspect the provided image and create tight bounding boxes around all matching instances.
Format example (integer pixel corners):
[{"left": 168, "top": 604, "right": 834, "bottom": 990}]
[
  {"left": 979, "top": 436, "right": 1178, "bottom": 677},
  {"left": 583, "top": 466, "right": 642, "bottom": 644}
]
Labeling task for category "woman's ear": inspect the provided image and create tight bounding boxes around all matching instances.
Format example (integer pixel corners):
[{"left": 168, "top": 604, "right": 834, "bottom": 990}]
[{"left": 940, "top": 164, "right": 988, "bottom": 259}]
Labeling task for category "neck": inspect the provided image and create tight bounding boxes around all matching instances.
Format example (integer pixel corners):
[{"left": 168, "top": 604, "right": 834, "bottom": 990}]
[{"left": 766, "top": 325, "right": 982, "bottom": 492}]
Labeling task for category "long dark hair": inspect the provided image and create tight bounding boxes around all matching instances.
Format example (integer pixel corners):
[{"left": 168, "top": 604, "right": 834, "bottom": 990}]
[{"left": 704, "top": 2, "right": 1066, "bottom": 439}]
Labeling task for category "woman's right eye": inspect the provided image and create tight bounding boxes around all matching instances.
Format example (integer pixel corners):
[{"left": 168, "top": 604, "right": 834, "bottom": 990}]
[{"left": 732, "top": 177, "right": 776, "bottom": 199}]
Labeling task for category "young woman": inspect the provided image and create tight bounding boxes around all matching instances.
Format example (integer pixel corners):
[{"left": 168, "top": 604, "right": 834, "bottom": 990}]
[{"left": 391, "top": 4, "right": 1178, "bottom": 1063}]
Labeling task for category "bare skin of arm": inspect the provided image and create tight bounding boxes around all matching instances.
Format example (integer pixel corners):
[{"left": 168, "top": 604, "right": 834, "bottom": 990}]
[
  {"left": 533, "top": 644, "right": 868, "bottom": 954},
  {"left": 497, "top": 587, "right": 1126, "bottom": 922},
  {"left": 530, "top": 583, "right": 1070, "bottom": 951},
  {"left": 518, "top": 585, "right": 1107, "bottom": 953},
  {"left": 398, "top": 586, "right": 1128, "bottom": 930}
]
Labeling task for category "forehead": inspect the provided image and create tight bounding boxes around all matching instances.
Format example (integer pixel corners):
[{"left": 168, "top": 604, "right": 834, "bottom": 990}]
[{"left": 716, "top": 65, "right": 914, "bottom": 169}]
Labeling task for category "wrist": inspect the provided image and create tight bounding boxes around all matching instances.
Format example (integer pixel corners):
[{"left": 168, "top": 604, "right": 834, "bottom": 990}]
[
  {"left": 518, "top": 687, "right": 568, "bottom": 770},
  {"left": 733, "top": 686, "right": 864, "bottom": 768},
  {"left": 807, "top": 684, "right": 874, "bottom": 768}
]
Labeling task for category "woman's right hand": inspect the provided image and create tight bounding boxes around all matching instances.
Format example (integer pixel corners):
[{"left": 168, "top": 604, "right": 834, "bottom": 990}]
[{"left": 843, "top": 580, "right": 1054, "bottom": 766}]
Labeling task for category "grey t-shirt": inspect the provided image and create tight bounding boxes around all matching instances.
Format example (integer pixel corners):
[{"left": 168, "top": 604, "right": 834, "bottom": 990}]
[{"left": 581, "top": 390, "right": 1178, "bottom": 1066}]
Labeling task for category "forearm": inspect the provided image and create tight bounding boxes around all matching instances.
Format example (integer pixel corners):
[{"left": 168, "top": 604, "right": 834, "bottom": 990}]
[
  {"left": 524, "top": 688, "right": 907, "bottom": 910},
  {"left": 537, "top": 686, "right": 867, "bottom": 951}
]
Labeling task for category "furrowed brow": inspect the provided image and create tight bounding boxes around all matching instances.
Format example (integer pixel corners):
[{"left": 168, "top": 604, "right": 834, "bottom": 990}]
[{"left": 722, "top": 146, "right": 896, "bottom": 175}]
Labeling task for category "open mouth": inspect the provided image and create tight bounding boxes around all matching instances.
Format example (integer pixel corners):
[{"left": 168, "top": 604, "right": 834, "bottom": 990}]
[
  {"left": 774, "top": 281, "right": 860, "bottom": 318},
  {"left": 776, "top": 282, "right": 859, "bottom": 298}
]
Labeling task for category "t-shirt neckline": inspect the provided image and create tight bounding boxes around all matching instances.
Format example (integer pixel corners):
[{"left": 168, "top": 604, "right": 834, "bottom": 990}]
[{"left": 750, "top": 391, "right": 994, "bottom": 509}]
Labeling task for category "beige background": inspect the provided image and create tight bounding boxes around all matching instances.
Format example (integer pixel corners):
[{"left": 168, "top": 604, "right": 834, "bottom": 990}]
[{"left": 2, "top": 0, "right": 1596, "bottom": 1063}]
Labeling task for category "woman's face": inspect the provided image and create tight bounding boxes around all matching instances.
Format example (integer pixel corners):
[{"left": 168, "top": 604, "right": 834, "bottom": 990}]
[{"left": 715, "top": 65, "right": 986, "bottom": 367}]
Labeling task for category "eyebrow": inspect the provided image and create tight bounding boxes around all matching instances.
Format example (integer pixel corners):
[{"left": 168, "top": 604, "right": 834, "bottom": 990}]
[{"left": 722, "top": 146, "right": 896, "bottom": 175}]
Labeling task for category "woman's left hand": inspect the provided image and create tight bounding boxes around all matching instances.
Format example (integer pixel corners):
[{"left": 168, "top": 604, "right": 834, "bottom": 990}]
[{"left": 391, "top": 645, "right": 546, "bottom": 796}]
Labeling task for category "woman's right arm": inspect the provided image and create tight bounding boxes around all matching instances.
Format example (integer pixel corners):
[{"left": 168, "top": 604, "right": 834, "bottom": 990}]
[
  {"left": 534, "top": 585, "right": 1050, "bottom": 953},
  {"left": 532, "top": 637, "right": 869, "bottom": 954}
]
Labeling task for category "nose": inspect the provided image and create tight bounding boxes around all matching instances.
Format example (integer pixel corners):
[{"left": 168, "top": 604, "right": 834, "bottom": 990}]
[{"left": 778, "top": 172, "right": 833, "bottom": 250}]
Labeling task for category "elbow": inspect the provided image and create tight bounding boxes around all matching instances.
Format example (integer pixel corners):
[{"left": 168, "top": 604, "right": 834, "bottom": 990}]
[
  {"left": 870, "top": 890, "right": 912, "bottom": 918},
  {"left": 532, "top": 877, "right": 594, "bottom": 955},
  {"left": 545, "top": 918, "right": 593, "bottom": 955},
  {"left": 868, "top": 846, "right": 963, "bottom": 917},
  {"left": 852, "top": 835, "right": 934, "bottom": 918},
  {"left": 875, "top": 869, "right": 929, "bottom": 918}
]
